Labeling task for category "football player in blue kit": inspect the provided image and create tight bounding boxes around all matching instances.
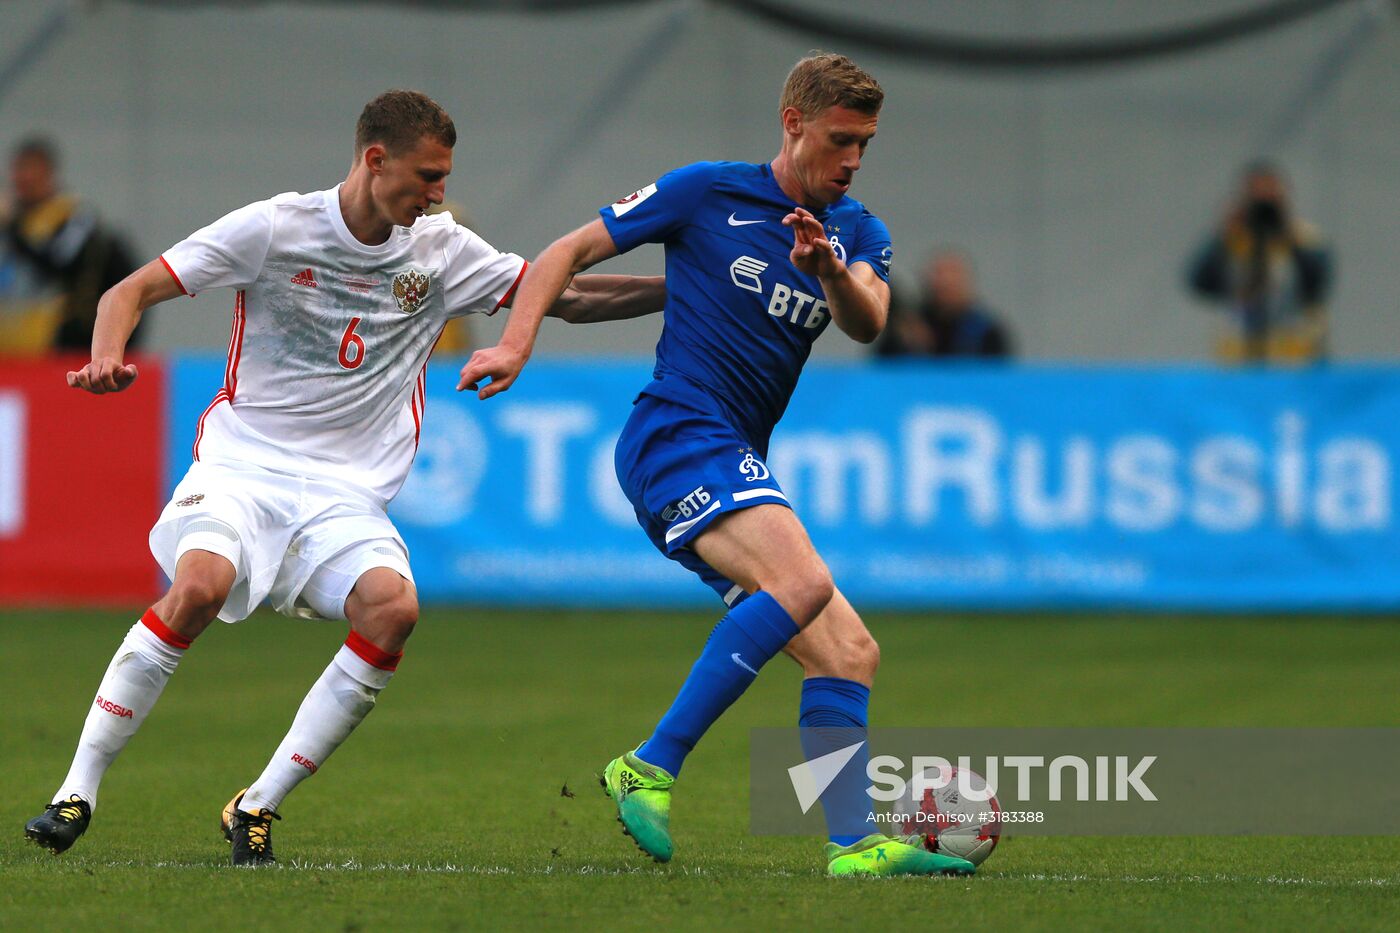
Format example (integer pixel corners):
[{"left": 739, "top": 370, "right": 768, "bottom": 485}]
[{"left": 460, "top": 53, "right": 975, "bottom": 878}]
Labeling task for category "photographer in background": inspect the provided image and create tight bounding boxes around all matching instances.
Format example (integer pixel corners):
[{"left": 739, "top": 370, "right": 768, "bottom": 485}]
[
  {"left": 876, "top": 248, "right": 1012, "bottom": 359},
  {"left": 1188, "top": 162, "right": 1331, "bottom": 363},
  {"left": 0, "top": 137, "right": 139, "bottom": 354}
]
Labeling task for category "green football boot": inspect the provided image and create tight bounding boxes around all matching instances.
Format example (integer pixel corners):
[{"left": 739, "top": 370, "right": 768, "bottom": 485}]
[
  {"left": 600, "top": 749, "right": 675, "bottom": 863},
  {"left": 825, "top": 833, "right": 976, "bottom": 878}
]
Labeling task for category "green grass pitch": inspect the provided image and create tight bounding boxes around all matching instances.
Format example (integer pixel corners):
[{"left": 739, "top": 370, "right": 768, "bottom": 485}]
[{"left": 2, "top": 608, "right": 1398, "bottom": 930}]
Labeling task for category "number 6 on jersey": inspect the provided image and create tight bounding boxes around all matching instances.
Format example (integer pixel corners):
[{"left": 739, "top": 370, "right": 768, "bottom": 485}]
[{"left": 339, "top": 316, "right": 366, "bottom": 370}]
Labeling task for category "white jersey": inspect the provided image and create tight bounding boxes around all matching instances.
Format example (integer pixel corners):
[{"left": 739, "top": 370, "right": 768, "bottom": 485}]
[{"left": 161, "top": 185, "right": 525, "bottom": 503}]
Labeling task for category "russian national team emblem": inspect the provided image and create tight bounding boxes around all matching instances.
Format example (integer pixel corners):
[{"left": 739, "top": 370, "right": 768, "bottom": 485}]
[
  {"left": 392, "top": 270, "right": 431, "bottom": 315},
  {"left": 738, "top": 449, "right": 770, "bottom": 482}
]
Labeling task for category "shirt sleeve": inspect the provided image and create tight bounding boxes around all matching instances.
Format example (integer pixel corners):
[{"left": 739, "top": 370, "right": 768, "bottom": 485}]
[
  {"left": 160, "top": 200, "right": 276, "bottom": 296},
  {"left": 598, "top": 162, "right": 719, "bottom": 254},
  {"left": 441, "top": 225, "right": 528, "bottom": 318},
  {"left": 848, "top": 210, "right": 893, "bottom": 283}
]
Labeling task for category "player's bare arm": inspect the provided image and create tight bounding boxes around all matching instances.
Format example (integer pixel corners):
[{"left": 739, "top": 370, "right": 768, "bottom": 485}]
[
  {"left": 458, "top": 218, "right": 619, "bottom": 399},
  {"left": 66, "top": 259, "right": 186, "bottom": 394},
  {"left": 784, "top": 207, "right": 888, "bottom": 343},
  {"left": 547, "top": 274, "right": 665, "bottom": 325}
]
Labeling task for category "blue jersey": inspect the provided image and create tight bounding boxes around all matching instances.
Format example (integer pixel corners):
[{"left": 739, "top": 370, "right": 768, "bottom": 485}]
[{"left": 600, "top": 161, "right": 892, "bottom": 452}]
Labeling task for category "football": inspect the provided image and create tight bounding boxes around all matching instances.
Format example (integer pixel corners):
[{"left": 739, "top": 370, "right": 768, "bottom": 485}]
[{"left": 891, "top": 764, "right": 1001, "bottom": 866}]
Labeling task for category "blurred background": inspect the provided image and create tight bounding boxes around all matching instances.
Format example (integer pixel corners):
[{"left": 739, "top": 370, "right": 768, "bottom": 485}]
[{"left": 2, "top": 0, "right": 1399, "bottom": 611}]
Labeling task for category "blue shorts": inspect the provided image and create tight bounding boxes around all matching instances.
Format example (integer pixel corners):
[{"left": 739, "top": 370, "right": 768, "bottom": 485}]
[{"left": 615, "top": 393, "right": 790, "bottom": 605}]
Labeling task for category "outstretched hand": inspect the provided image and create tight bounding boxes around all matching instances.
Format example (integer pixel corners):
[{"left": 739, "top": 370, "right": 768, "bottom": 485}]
[
  {"left": 67, "top": 358, "right": 139, "bottom": 394},
  {"left": 784, "top": 207, "right": 843, "bottom": 278},
  {"left": 457, "top": 344, "right": 528, "bottom": 400}
]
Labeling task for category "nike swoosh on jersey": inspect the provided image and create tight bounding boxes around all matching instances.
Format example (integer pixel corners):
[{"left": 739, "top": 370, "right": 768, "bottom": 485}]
[
  {"left": 727, "top": 213, "right": 765, "bottom": 226},
  {"left": 731, "top": 652, "right": 759, "bottom": 675}
]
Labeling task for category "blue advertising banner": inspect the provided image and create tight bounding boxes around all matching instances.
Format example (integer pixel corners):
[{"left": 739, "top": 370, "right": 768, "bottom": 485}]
[{"left": 169, "top": 358, "right": 1399, "bottom": 610}]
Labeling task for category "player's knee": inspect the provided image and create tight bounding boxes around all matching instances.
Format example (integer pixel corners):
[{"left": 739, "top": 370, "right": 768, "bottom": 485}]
[
  {"left": 386, "top": 596, "right": 418, "bottom": 641},
  {"left": 163, "top": 575, "right": 229, "bottom": 628},
  {"left": 373, "top": 595, "right": 417, "bottom": 642},
  {"left": 788, "top": 621, "right": 878, "bottom": 682},
  {"left": 774, "top": 563, "right": 835, "bottom": 625},
  {"left": 851, "top": 629, "right": 880, "bottom": 680},
  {"left": 823, "top": 627, "right": 880, "bottom": 681},
  {"left": 364, "top": 583, "right": 419, "bottom": 642}
]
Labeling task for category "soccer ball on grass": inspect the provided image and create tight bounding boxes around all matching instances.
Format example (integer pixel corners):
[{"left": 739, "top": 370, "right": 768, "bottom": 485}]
[{"left": 890, "top": 764, "right": 1001, "bottom": 866}]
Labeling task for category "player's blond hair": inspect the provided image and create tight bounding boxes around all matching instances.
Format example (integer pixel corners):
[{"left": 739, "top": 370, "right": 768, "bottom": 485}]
[
  {"left": 355, "top": 89, "right": 456, "bottom": 155},
  {"left": 779, "top": 53, "right": 883, "bottom": 118}
]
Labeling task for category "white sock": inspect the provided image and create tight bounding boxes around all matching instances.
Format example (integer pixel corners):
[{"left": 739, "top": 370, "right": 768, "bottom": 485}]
[
  {"left": 239, "top": 637, "right": 398, "bottom": 814},
  {"left": 55, "top": 612, "right": 188, "bottom": 810}
]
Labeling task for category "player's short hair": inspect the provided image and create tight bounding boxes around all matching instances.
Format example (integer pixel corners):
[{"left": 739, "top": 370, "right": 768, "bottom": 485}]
[
  {"left": 779, "top": 53, "right": 883, "bottom": 118},
  {"left": 355, "top": 90, "right": 456, "bottom": 155},
  {"left": 1242, "top": 159, "right": 1284, "bottom": 183},
  {"left": 12, "top": 136, "right": 59, "bottom": 168}
]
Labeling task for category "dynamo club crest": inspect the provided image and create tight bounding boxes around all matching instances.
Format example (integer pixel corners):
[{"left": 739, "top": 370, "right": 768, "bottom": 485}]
[{"left": 739, "top": 449, "right": 770, "bottom": 482}]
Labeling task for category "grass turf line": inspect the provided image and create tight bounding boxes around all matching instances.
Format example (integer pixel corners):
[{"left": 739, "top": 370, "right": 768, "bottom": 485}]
[{"left": 2, "top": 608, "right": 1398, "bottom": 930}]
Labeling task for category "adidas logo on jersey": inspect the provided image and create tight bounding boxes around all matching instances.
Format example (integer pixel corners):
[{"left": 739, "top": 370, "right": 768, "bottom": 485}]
[{"left": 290, "top": 268, "right": 319, "bottom": 288}]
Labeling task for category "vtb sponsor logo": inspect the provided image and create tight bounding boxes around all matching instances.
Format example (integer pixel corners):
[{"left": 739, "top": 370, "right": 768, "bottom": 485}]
[
  {"left": 662, "top": 485, "right": 712, "bottom": 523},
  {"left": 94, "top": 695, "right": 134, "bottom": 719},
  {"left": 729, "top": 255, "right": 830, "bottom": 330},
  {"left": 291, "top": 753, "right": 318, "bottom": 773}
]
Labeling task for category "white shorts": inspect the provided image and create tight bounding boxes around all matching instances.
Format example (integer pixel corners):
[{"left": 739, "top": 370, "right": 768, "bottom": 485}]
[{"left": 150, "top": 460, "right": 413, "bottom": 623}]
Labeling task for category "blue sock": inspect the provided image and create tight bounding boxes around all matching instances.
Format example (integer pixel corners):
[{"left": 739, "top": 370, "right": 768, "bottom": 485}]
[
  {"left": 799, "top": 677, "right": 874, "bottom": 847},
  {"left": 636, "top": 591, "right": 799, "bottom": 777}
]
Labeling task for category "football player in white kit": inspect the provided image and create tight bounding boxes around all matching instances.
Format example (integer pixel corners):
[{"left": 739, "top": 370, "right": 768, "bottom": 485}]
[{"left": 25, "top": 90, "right": 664, "bottom": 865}]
